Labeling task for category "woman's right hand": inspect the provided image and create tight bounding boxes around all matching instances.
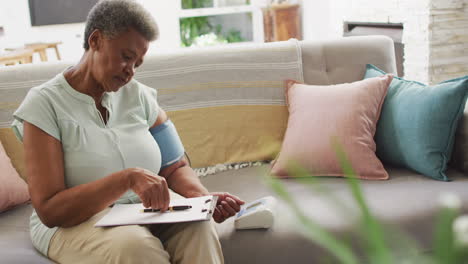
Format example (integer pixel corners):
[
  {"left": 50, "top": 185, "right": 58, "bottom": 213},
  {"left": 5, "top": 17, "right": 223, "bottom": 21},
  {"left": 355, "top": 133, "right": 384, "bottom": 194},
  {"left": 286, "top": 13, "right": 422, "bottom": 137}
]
[{"left": 126, "top": 168, "right": 170, "bottom": 212}]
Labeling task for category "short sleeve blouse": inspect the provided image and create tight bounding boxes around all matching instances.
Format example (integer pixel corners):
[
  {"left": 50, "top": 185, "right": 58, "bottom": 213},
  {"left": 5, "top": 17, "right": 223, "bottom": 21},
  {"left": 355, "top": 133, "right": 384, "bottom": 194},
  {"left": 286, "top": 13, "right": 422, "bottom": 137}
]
[{"left": 11, "top": 72, "right": 162, "bottom": 256}]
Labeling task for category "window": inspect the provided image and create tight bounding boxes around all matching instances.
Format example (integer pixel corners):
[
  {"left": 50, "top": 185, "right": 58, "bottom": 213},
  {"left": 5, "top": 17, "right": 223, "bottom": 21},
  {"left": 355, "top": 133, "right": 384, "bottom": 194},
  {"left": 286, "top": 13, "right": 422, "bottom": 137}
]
[{"left": 178, "top": 0, "right": 264, "bottom": 47}]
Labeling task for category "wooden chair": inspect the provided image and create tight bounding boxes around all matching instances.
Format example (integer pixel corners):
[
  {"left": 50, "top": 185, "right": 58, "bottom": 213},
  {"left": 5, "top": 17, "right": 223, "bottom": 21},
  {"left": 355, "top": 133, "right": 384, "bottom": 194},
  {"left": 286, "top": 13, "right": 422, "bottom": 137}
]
[{"left": 5, "top": 41, "right": 62, "bottom": 62}]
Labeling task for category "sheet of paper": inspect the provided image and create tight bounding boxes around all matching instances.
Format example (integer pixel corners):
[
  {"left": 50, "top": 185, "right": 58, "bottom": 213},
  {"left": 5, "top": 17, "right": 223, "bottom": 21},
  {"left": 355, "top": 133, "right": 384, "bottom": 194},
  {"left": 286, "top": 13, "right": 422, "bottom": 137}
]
[{"left": 95, "top": 195, "right": 217, "bottom": 227}]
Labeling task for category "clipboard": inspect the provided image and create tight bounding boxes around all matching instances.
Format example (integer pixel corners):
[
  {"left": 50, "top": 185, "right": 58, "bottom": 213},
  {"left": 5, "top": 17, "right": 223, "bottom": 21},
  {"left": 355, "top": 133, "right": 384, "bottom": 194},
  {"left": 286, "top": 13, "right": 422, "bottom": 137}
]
[{"left": 94, "top": 195, "right": 218, "bottom": 227}]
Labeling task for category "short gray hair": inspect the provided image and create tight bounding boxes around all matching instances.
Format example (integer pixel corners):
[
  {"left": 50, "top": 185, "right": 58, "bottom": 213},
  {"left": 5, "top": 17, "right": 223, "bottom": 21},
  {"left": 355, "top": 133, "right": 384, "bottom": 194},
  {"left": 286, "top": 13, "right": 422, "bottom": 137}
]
[{"left": 83, "top": 0, "right": 159, "bottom": 50}]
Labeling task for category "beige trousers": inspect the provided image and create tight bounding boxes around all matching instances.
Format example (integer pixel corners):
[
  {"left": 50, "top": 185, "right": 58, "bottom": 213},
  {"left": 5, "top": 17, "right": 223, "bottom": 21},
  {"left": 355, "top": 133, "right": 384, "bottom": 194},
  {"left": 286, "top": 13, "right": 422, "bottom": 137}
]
[{"left": 47, "top": 194, "right": 224, "bottom": 264}]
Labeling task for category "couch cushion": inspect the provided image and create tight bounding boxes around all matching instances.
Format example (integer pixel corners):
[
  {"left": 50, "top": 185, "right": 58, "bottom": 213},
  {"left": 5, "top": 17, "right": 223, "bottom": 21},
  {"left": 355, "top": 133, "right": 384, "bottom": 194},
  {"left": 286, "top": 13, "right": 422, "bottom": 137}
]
[
  {"left": 452, "top": 102, "right": 468, "bottom": 173},
  {"left": 300, "top": 36, "right": 397, "bottom": 85},
  {"left": 271, "top": 75, "right": 392, "bottom": 179},
  {"left": 0, "top": 128, "right": 26, "bottom": 181},
  {"left": 0, "top": 204, "right": 52, "bottom": 264},
  {"left": 364, "top": 64, "right": 468, "bottom": 181},
  {"left": 0, "top": 140, "right": 29, "bottom": 212},
  {"left": 201, "top": 165, "right": 468, "bottom": 264}
]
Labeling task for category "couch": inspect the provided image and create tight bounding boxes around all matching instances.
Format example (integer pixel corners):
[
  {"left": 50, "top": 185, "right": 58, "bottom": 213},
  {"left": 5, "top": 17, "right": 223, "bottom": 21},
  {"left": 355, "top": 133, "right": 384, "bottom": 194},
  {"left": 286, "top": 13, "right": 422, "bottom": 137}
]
[{"left": 0, "top": 36, "right": 467, "bottom": 264}]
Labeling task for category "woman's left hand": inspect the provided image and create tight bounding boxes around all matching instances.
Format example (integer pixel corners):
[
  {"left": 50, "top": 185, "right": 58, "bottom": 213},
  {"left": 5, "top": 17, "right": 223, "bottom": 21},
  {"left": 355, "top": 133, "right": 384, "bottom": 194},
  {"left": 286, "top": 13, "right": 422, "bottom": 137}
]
[{"left": 211, "top": 192, "right": 245, "bottom": 223}]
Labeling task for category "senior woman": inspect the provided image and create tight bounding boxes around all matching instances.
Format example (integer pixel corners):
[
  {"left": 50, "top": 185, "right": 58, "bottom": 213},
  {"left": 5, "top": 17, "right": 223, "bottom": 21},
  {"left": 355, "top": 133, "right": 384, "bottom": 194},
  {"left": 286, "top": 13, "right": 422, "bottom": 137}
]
[{"left": 12, "top": 0, "right": 244, "bottom": 263}]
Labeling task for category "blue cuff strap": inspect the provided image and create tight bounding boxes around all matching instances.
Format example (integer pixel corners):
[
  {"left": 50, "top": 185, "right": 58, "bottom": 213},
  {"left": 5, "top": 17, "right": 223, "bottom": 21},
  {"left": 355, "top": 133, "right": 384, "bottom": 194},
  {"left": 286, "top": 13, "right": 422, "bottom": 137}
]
[{"left": 149, "top": 119, "right": 185, "bottom": 169}]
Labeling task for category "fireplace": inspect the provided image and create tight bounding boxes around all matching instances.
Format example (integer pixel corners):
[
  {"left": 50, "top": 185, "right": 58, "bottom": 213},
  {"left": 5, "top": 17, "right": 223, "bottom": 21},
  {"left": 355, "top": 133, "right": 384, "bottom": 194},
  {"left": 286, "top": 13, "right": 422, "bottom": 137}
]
[
  {"left": 328, "top": 0, "right": 468, "bottom": 85},
  {"left": 343, "top": 22, "right": 404, "bottom": 77}
]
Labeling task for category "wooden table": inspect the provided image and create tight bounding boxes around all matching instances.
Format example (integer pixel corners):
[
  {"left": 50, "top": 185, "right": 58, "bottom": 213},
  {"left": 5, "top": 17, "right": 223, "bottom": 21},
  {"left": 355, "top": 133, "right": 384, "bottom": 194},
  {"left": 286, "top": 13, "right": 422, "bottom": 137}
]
[
  {"left": 0, "top": 48, "right": 34, "bottom": 66},
  {"left": 25, "top": 41, "right": 62, "bottom": 61},
  {"left": 6, "top": 41, "right": 62, "bottom": 62}
]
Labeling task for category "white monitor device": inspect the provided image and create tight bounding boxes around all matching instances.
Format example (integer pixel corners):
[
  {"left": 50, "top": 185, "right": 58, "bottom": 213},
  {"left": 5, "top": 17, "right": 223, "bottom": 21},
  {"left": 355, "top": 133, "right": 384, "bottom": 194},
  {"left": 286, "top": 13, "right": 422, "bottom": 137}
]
[{"left": 234, "top": 196, "right": 277, "bottom": 230}]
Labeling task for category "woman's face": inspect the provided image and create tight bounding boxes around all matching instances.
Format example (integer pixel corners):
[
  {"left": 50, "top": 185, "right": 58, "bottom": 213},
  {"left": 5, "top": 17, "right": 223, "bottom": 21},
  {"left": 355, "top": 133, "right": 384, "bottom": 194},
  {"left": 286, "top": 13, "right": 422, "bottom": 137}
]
[{"left": 90, "top": 28, "right": 149, "bottom": 92}]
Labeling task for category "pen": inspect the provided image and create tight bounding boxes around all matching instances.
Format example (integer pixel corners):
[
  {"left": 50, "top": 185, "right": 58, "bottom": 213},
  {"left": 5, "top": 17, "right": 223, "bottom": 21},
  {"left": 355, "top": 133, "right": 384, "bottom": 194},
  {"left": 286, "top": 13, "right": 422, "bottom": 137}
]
[{"left": 140, "top": 205, "right": 192, "bottom": 213}]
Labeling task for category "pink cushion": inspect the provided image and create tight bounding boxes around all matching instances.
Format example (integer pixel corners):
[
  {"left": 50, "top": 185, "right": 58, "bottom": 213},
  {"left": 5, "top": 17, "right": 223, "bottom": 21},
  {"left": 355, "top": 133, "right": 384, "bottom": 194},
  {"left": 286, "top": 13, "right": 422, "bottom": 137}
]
[
  {"left": 271, "top": 75, "right": 393, "bottom": 180},
  {"left": 0, "top": 141, "right": 29, "bottom": 212}
]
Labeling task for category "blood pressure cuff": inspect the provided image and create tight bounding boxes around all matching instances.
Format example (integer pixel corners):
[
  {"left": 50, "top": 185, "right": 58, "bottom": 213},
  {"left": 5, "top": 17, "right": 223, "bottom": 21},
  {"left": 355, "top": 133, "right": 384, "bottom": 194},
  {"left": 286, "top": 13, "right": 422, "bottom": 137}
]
[{"left": 149, "top": 119, "right": 185, "bottom": 169}]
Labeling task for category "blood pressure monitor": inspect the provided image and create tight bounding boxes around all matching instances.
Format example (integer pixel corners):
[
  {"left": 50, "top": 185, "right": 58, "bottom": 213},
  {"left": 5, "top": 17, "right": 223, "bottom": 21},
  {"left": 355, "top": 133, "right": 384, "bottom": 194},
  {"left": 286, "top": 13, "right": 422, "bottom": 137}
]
[{"left": 234, "top": 196, "right": 277, "bottom": 229}]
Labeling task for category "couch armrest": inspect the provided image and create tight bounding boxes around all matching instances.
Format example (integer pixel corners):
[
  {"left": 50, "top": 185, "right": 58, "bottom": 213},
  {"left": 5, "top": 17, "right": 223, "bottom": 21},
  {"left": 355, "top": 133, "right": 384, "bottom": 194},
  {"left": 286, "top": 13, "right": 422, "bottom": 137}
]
[{"left": 452, "top": 103, "right": 468, "bottom": 173}]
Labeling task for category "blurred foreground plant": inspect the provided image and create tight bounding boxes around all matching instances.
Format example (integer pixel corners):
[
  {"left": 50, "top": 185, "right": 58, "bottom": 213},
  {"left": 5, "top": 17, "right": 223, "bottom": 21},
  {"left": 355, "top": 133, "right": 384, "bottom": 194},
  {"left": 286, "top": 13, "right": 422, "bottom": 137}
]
[{"left": 264, "top": 141, "right": 468, "bottom": 264}]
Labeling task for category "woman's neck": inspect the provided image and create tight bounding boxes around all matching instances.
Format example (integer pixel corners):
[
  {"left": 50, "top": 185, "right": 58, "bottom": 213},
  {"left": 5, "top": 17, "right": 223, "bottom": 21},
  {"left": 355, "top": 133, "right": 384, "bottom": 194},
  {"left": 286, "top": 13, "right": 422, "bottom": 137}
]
[{"left": 64, "top": 53, "right": 105, "bottom": 104}]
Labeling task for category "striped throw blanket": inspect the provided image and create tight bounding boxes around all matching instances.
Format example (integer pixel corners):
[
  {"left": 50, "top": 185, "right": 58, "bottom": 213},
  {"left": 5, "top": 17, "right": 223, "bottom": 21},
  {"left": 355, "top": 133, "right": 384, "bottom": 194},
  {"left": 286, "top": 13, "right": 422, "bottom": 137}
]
[{"left": 136, "top": 39, "right": 303, "bottom": 168}]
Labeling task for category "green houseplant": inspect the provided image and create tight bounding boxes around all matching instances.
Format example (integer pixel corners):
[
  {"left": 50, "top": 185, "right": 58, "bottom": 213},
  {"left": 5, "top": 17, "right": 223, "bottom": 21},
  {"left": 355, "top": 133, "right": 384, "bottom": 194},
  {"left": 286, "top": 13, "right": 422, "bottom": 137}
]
[
  {"left": 180, "top": 0, "right": 212, "bottom": 47},
  {"left": 180, "top": 0, "right": 245, "bottom": 47},
  {"left": 264, "top": 142, "right": 468, "bottom": 264}
]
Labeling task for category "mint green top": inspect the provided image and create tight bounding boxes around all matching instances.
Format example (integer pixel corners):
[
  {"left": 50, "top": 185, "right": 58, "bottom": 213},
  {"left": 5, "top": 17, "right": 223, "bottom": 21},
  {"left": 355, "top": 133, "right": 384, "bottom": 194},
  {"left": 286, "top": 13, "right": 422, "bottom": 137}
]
[{"left": 11, "top": 72, "right": 162, "bottom": 256}]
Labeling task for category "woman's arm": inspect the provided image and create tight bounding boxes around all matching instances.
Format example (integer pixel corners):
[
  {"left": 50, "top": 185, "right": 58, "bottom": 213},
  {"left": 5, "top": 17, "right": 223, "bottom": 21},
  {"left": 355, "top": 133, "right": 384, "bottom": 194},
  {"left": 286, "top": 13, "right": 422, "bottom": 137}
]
[
  {"left": 160, "top": 158, "right": 210, "bottom": 198},
  {"left": 24, "top": 121, "right": 170, "bottom": 228},
  {"left": 152, "top": 108, "right": 245, "bottom": 222},
  {"left": 150, "top": 108, "right": 209, "bottom": 197}
]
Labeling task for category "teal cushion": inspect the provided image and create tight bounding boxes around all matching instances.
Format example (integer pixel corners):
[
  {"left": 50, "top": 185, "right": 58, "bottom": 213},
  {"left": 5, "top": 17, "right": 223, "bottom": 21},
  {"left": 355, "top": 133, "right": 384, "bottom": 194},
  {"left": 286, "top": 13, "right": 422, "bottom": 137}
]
[{"left": 364, "top": 64, "right": 468, "bottom": 181}]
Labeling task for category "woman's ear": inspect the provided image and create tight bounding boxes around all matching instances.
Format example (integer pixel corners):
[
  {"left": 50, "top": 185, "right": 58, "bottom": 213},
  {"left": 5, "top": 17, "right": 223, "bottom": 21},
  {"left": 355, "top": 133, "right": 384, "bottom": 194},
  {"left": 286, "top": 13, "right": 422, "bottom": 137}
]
[{"left": 88, "top": 29, "right": 103, "bottom": 51}]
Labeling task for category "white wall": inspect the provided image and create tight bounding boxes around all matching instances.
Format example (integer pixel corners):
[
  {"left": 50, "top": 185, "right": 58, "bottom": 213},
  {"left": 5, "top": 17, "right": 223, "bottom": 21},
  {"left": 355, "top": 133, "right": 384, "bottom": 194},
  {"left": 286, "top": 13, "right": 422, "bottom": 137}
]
[
  {"left": 299, "top": 0, "right": 337, "bottom": 41},
  {"left": 136, "top": 0, "right": 180, "bottom": 53},
  {"left": 0, "top": 1, "right": 33, "bottom": 47}
]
